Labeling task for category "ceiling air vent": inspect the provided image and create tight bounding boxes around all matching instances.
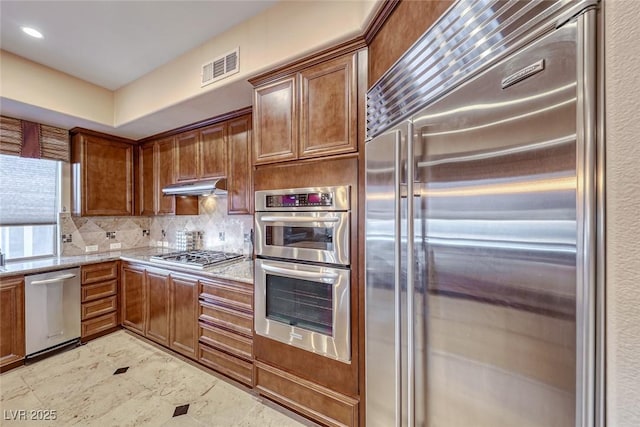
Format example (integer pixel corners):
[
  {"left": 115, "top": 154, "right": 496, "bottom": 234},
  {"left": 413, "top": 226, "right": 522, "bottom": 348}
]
[{"left": 201, "top": 47, "right": 239, "bottom": 87}]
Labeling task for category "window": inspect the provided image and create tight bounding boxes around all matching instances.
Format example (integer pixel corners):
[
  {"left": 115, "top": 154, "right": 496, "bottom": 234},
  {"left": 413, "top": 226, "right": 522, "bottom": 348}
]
[{"left": 0, "top": 154, "right": 60, "bottom": 261}]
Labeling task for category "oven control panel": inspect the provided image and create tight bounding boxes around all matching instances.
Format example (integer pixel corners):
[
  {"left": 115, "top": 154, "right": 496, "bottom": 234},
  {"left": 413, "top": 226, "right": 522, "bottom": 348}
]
[
  {"left": 255, "top": 186, "right": 350, "bottom": 212},
  {"left": 266, "top": 192, "right": 332, "bottom": 208}
]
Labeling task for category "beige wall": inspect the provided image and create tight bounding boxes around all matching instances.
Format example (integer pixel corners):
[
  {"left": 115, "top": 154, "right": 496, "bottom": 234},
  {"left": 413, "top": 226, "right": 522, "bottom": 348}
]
[
  {"left": 0, "top": 50, "right": 113, "bottom": 126},
  {"left": 605, "top": 0, "right": 640, "bottom": 425},
  {"left": 1, "top": 1, "right": 377, "bottom": 132},
  {"left": 113, "top": 0, "right": 376, "bottom": 126}
]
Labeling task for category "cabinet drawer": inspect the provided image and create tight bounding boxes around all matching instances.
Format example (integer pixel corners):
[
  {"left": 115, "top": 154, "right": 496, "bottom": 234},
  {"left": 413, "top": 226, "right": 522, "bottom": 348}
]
[
  {"left": 255, "top": 361, "right": 358, "bottom": 427},
  {"left": 81, "top": 295, "right": 117, "bottom": 320},
  {"left": 200, "top": 280, "right": 252, "bottom": 312},
  {"left": 199, "top": 301, "right": 252, "bottom": 337},
  {"left": 81, "top": 279, "right": 117, "bottom": 302},
  {"left": 199, "top": 343, "right": 253, "bottom": 387},
  {"left": 81, "top": 311, "right": 118, "bottom": 338},
  {"left": 199, "top": 321, "right": 252, "bottom": 361},
  {"left": 82, "top": 261, "right": 118, "bottom": 284}
]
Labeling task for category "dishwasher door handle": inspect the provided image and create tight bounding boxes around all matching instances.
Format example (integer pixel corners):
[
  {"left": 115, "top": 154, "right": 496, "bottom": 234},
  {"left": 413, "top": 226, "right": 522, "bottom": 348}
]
[{"left": 30, "top": 273, "right": 77, "bottom": 285}]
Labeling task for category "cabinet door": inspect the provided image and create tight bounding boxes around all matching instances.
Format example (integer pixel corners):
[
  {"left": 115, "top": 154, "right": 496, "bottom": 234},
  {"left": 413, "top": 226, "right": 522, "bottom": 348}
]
[
  {"left": 199, "top": 124, "right": 226, "bottom": 179},
  {"left": 170, "top": 276, "right": 198, "bottom": 359},
  {"left": 227, "top": 114, "right": 253, "bottom": 214},
  {"left": 0, "top": 276, "right": 25, "bottom": 369},
  {"left": 145, "top": 271, "right": 170, "bottom": 346},
  {"left": 175, "top": 131, "right": 199, "bottom": 182},
  {"left": 253, "top": 77, "right": 297, "bottom": 164},
  {"left": 76, "top": 135, "right": 134, "bottom": 216},
  {"left": 156, "top": 137, "right": 176, "bottom": 215},
  {"left": 299, "top": 53, "right": 357, "bottom": 158},
  {"left": 138, "top": 143, "right": 155, "bottom": 216},
  {"left": 121, "top": 265, "right": 146, "bottom": 334}
]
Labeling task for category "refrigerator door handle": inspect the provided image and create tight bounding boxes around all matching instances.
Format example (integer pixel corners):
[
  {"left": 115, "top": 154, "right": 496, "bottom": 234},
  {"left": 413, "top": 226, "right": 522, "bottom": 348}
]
[
  {"left": 406, "top": 121, "right": 416, "bottom": 427},
  {"left": 393, "top": 129, "right": 403, "bottom": 427}
]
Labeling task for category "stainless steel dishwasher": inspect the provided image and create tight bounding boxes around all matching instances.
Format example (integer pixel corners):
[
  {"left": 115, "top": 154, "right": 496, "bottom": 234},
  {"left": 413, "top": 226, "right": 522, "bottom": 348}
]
[{"left": 25, "top": 267, "right": 81, "bottom": 358}]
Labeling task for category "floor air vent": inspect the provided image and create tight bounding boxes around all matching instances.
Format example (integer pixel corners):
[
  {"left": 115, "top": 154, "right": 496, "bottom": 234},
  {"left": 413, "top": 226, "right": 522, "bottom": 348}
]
[{"left": 201, "top": 47, "right": 239, "bottom": 87}]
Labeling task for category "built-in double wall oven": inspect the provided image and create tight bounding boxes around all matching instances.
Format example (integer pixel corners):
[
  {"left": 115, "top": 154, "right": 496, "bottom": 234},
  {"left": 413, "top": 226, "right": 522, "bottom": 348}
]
[{"left": 254, "top": 186, "right": 351, "bottom": 363}]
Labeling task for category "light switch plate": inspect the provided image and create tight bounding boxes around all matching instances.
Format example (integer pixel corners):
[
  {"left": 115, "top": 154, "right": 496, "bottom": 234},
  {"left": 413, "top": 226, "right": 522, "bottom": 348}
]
[
  {"left": 110, "top": 243, "right": 122, "bottom": 250},
  {"left": 85, "top": 245, "right": 98, "bottom": 252}
]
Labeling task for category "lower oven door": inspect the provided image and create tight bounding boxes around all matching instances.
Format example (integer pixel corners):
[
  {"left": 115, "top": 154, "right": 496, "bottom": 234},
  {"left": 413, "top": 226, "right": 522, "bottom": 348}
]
[{"left": 255, "top": 258, "right": 351, "bottom": 363}]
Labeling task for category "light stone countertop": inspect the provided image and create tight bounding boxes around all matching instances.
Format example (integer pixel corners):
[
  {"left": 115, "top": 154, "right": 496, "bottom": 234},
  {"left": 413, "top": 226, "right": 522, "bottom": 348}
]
[{"left": 0, "top": 247, "right": 253, "bottom": 285}]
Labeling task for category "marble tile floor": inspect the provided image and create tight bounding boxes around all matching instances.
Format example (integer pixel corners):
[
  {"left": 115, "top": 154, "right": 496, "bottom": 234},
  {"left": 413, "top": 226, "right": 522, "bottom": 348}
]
[{"left": 0, "top": 331, "right": 314, "bottom": 427}]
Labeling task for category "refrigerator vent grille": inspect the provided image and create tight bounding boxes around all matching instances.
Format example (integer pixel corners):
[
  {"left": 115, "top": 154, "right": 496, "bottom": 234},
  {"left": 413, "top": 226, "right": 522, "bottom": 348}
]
[
  {"left": 366, "top": 0, "right": 597, "bottom": 139},
  {"left": 201, "top": 47, "right": 239, "bottom": 87}
]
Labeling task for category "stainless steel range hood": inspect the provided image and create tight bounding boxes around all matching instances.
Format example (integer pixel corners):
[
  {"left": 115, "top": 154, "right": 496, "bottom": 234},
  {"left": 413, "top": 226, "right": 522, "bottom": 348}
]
[{"left": 162, "top": 178, "right": 227, "bottom": 196}]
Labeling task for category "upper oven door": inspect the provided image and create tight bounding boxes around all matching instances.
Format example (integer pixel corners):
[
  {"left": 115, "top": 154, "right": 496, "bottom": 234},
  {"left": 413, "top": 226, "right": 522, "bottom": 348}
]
[{"left": 255, "top": 211, "right": 350, "bottom": 266}]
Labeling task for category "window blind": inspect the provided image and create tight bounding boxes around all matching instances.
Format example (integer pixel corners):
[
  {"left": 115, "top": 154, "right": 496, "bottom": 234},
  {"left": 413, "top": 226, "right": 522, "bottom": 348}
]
[
  {"left": 0, "top": 116, "right": 70, "bottom": 162},
  {"left": 0, "top": 154, "right": 59, "bottom": 226}
]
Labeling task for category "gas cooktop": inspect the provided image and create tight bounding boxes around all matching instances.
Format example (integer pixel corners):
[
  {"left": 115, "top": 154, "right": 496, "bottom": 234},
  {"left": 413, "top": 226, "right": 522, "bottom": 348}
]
[{"left": 149, "top": 250, "right": 244, "bottom": 270}]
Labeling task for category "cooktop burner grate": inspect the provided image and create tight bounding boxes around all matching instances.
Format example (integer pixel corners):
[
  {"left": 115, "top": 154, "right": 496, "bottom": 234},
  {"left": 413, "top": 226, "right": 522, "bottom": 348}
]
[{"left": 150, "top": 250, "right": 243, "bottom": 269}]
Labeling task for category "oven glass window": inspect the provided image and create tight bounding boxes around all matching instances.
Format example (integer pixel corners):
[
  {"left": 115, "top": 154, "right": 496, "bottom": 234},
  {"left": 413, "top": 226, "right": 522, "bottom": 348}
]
[
  {"left": 266, "top": 225, "right": 334, "bottom": 251},
  {"left": 266, "top": 274, "right": 333, "bottom": 335}
]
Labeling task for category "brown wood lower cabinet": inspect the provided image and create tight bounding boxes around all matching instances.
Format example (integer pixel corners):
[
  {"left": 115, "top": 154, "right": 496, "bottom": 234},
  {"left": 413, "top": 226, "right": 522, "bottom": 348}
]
[
  {"left": 198, "top": 277, "right": 254, "bottom": 387},
  {"left": 0, "top": 276, "right": 25, "bottom": 371},
  {"left": 200, "top": 343, "right": 253, "bottom": 386},
  {"left": 145, "top": 270, "right": 170, "bottom": 346},
  {"left": 121, "top": 264, "right": 146, "bottom": 335},
  {"left": 81, "top": 261, "right": 119, "bottom": 342},
  {"left": 170, "top": 275, "right": 198, "bottom": 359},
  {"left": 81, "top": 311, "right": 119, "bottom": 338},
  {"left": 255, "top": 361, "right": 359, "bottom": 427},
  {"left": 120, "top": 263, "right": 199, "bottom": 361}
]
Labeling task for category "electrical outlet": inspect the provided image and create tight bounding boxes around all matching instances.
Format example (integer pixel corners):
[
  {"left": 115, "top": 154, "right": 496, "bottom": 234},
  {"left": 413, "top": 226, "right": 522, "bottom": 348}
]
[
  {"left": 110, "top": 242, "right": 121, "bottom": 250},
  {"left": 219, "top": 232, "right": 225, "bottom": 241},
  {"left": 85, "top": 245, "right": 98, "bottom": 252}
]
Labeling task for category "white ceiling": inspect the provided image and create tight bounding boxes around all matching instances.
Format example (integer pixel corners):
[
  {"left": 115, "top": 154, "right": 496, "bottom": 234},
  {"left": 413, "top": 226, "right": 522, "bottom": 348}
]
[
  {"left": 0, "top": 0, "right": 278, "bottom": 139},
  {"left": 0, "top": 0, "right": 278, "bottom": 91}
]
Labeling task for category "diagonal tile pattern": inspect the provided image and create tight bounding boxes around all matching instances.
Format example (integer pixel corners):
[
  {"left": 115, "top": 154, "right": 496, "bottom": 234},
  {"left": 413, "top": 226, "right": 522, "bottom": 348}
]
[
  {"left": 173, "top": 404, "right": 190, "bottom": 417},
  {"left": 0, "top": 331, "right": 313, "bottom": 427},
  {"left": 60, "top": 195, "right": 253, "bottom": 257}
]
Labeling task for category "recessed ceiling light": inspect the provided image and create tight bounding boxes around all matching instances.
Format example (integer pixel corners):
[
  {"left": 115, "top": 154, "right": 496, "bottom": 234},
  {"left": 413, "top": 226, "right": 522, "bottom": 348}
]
[{"left": 21, "top": 27, "right": 43, "bottom": 39}]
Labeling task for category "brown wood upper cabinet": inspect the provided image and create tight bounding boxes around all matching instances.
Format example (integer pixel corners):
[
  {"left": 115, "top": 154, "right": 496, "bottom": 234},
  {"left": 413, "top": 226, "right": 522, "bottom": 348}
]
[
  {"left": 253, "top": 77, "right": 297, "bottom": 164},
  {"left": 71, "top": 130, "right": 134, "bottom": 216},
  {"left": 253, "top": 52, "right": 358, "bottom": 165},
  {"left": 175, "top": 124, "right": 226, "bottom": 183},
  {"left": 171, "top": 114, "right": 252, "bottom": 215},
  {"left": 227, "top": 114, "right": 253, "bottom": 214},
  {"left": 138, "top": 137, "right": 176, "bottom": 216}
]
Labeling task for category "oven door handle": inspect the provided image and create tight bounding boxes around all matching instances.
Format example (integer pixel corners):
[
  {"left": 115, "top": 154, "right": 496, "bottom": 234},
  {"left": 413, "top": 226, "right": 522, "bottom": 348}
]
[
  {"left": 260, "top": 216, "right": 340, "bottom": 224},
  {"left": 261, "top": 264, "right": 339, "bottom": 284}
]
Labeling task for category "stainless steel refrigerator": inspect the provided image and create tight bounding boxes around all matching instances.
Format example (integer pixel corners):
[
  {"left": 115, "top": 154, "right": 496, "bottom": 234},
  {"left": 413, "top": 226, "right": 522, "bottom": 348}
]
[{"left": 365, "top": 1, "right": 599, "bottom": 426}]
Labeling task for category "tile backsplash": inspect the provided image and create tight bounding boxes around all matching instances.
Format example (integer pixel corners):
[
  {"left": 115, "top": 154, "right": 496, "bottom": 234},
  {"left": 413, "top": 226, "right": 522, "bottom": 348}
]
[
  {"left": 61, "top": 196, "right": 253, "bottom": 256},
  {"left": 60, "top": 214, "right": 150, "bottom": 255}
]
